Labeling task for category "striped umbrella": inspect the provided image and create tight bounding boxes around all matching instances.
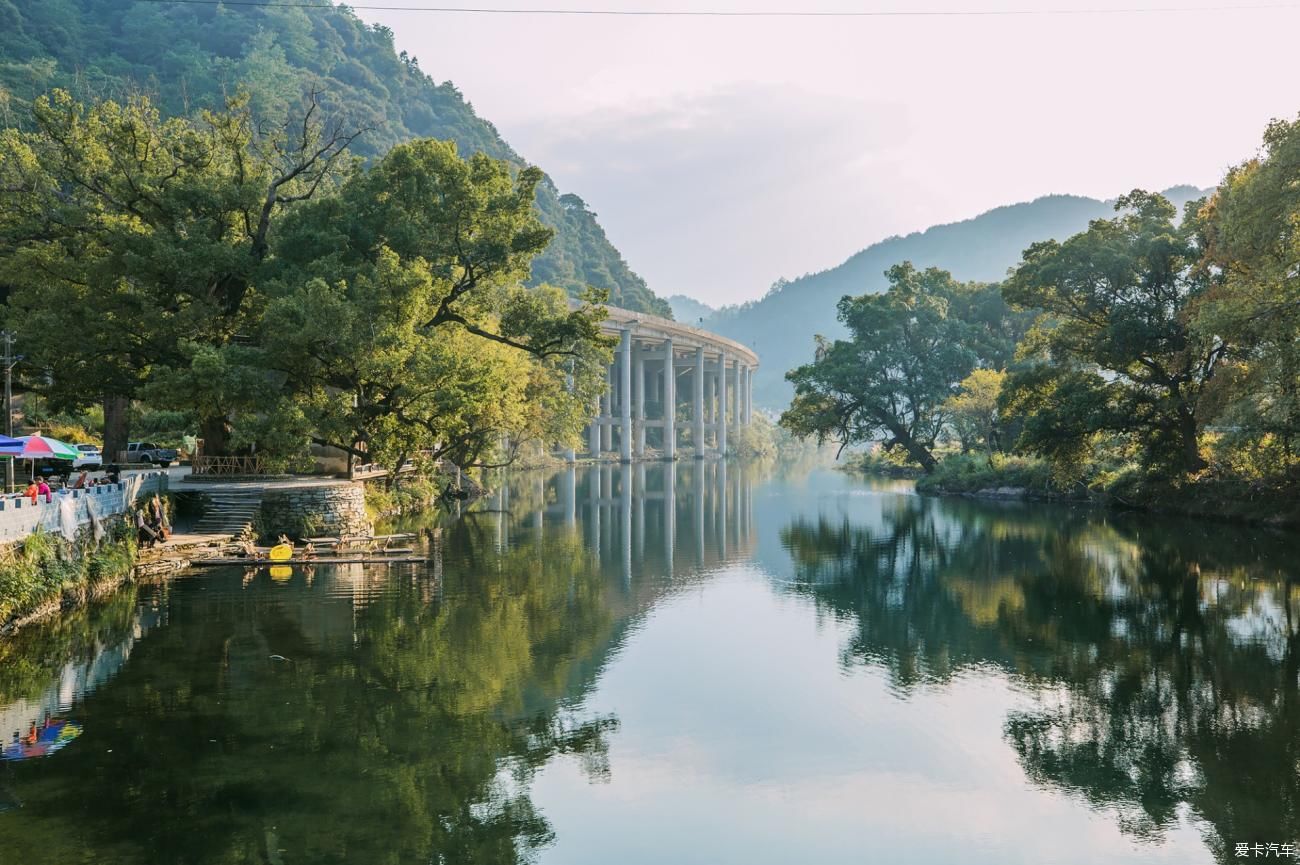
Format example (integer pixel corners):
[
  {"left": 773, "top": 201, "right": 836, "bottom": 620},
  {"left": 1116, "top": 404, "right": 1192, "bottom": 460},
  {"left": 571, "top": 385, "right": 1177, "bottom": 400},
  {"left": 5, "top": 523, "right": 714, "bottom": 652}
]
[
  {"left": 12, "top": 435, "right": 79, "bottom": 459},
  {"left": 7, "top": 435, "right": 79, "bottom": 483}
]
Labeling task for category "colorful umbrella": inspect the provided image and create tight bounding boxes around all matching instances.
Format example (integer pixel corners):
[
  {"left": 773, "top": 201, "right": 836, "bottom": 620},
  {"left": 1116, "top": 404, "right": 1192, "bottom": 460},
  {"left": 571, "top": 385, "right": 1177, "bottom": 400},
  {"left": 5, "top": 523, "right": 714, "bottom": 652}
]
[
  {"left": 11, "top": 435, "right": 79, "bottom": 459},
  {"left": 1, "top": 435, "right": 79, "bottom": 483}
]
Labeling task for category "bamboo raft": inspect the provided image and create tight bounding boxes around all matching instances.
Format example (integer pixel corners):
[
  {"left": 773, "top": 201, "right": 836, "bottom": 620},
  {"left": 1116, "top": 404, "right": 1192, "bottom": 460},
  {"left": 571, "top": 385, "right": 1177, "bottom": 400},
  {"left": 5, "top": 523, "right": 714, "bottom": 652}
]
[
  {"left": 191, "top": 532, "right": 434, "bottom": 568},
  {"left": 192, "top": 555, "right": 427, "bottom": 567}
]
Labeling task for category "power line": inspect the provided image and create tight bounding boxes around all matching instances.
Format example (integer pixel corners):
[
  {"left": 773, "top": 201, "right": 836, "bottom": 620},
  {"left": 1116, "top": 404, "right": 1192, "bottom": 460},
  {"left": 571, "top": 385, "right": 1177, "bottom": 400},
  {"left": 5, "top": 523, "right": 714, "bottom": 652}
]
[{"left": 128, "top": 0, "right": 1300, "bottom": 17}]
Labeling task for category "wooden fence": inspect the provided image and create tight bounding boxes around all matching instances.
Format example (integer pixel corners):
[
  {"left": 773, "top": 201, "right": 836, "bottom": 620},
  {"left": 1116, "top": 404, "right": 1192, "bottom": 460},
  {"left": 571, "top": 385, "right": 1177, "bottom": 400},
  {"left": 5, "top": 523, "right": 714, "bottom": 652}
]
[{"left": 190, "top": 455, "right": 267, "bottom": 477}]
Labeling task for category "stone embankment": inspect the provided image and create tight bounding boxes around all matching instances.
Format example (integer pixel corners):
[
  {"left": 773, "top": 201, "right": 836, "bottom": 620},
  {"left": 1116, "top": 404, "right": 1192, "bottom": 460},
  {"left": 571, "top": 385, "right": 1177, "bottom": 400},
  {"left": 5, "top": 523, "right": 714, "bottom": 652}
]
[{"left": 257, "top": 482, "right": 372, "bottom": 539}]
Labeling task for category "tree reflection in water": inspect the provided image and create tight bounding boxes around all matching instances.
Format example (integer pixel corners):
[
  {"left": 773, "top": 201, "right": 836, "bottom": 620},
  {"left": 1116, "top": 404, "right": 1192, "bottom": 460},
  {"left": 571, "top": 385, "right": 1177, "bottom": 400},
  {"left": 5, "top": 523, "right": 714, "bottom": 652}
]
[
  {"left": 780, "top": 495, "right": 1300, "bottom": 859},
  {"left": 2, "top": 521, "right": 620, "bottom": 865}
]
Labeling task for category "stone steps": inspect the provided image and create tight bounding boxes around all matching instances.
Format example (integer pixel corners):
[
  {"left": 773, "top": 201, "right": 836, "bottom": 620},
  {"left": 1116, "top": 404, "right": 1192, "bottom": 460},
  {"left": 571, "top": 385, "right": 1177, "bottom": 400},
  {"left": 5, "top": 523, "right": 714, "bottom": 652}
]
[{"left": 192, "top": 487, "right": 266, "bottom": 538}]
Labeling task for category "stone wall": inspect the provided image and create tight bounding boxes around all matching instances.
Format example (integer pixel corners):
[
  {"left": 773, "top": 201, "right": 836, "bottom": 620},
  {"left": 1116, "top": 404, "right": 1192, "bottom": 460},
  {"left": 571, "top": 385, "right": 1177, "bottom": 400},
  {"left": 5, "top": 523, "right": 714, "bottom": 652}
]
[
  {"left": 258, "top": 482, "right": 371, "bottom": 540},
  {"left": 0, "top": 471, "right": 169, "bottom": 544}
]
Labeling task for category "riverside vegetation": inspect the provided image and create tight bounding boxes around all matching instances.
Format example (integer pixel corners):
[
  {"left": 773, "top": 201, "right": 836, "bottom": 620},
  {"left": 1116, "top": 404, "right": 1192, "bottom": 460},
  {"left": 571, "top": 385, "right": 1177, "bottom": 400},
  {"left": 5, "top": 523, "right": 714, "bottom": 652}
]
[
  {"left": 781, "top": 116, "right": 1300, "bottom": 525},
  {"left": 0, "top": 89, "right": 615, "bottom": 477},
  {"left": 0, "top": 518, "right": 137, "bottom": 630}
]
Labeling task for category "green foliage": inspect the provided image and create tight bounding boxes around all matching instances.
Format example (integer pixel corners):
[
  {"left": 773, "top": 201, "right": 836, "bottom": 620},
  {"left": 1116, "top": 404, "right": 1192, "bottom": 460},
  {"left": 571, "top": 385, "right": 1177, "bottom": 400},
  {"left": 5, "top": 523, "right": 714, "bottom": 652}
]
[
  {"left": 0, "top": 519, "right": 136, "bottom": 624},
  {"left": 1, "top": 89, "right": 612, "bottom": 471},
  {"left": 781, "top": 264, "right": 1017, "bottom": 472},
  {"left": 0, "top": 0, "right": 668, "bottom": 316},
  {"left": 729, "top": 412, "right": 779, "bottom": 459},
  {"left": 943, "top": 368, "right": 1007, "bottom": 455},
  {"left": 842, "top": 447, "right": 923, "bottom": 478},
  {"left": 262, "top": 138, "right": 615, "bottom": 471},
  {"left": 0, "top": 87, "right": 356, "bottom": 456},
  {"left": 1197, "top": 114, "right": 1300, "bottom": 455},
  {"left": 1002, "top": 190, "right": 1225, "bottom": 475},
  {"left": 913, "top": 453, "right": 1056, "bottom": 495}
]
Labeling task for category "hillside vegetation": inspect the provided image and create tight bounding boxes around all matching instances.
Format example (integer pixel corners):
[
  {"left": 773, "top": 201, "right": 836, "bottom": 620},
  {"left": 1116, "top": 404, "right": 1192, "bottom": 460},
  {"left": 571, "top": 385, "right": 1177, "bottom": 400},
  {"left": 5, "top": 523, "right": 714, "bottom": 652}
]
[
  {"left": 0, "top": 0, "right": 669, "bottom": 316},
  {"left": 710, "top": 187, "right": 1206, "bottom": 406}
]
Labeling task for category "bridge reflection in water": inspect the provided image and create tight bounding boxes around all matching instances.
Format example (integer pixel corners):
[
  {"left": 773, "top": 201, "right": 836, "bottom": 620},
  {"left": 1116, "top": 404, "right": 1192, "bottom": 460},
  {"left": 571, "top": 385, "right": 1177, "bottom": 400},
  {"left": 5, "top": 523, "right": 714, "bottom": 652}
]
[{"left": 485, "top": 462, "right": 756, "bottom": 584}]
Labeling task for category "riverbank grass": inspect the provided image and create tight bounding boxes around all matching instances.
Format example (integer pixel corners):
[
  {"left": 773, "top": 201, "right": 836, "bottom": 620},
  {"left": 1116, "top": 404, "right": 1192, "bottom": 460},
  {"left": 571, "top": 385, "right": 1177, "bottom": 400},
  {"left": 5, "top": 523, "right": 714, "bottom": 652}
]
[
  {"left": 0, "top": 520, "right": 137, "bottom": 628},
  {"left": 904, "top": 452, "right": 1300, "bottom": 527},
  {"left": 914, "top": 454, "right": 1059, "bottom": 496}
]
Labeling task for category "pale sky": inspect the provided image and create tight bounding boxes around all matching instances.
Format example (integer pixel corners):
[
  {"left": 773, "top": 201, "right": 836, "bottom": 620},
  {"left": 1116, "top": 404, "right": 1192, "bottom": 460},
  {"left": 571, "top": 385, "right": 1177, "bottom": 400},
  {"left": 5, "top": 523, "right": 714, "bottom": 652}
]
[{"left": 358, "top": 0, "right": 1300, "bottom": 306}]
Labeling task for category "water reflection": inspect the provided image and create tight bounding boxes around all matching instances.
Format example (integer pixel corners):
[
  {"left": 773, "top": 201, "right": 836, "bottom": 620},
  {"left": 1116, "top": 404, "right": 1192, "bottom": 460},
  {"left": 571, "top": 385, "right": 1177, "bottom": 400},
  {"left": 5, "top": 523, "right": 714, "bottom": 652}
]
[
  {"left": 0, "top": 462, "right": 756, "bottom": 865},
  {"left": 473, "top": 461, "right": 756, "bottom": 582},
  {"left": 780, "top": 490, "right": 1300, "bottom": 858},
  {"left": 1, "top": 464, "right": 1295, "bottom": 863}
]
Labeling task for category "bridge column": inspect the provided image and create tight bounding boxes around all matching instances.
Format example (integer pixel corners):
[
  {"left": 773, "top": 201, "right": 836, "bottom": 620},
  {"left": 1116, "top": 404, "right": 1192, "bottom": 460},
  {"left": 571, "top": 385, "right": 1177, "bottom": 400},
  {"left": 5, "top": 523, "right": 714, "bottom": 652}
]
[
  {"left": 693, "top": 346, "right": 705, "bottom": 459},
  {"left": 634, "top": 341, "right": 646, "bottom": 459},
  {"left": 733, "top": 359, "right": 743, "bottom": 434},
  {"left": 718, "top": 350, "right": 728, "bottom": 455},
  {"left": 619, "top": 329, "right": 633, "bottom": 463},
  {"left": 600, "top": 366, "right": 612, "bottom": 453},
  {"left": 588, "top": 395, "right": 600, "bottom": 457},
  {"left": 708, "top": 370, "right": 718, "bottom": 449},
  {"left": 663, "top": 338, "right": 676, "bottom": 460},
  {"left": 743, "top": 366, "right": 754, "bottom": 426}
]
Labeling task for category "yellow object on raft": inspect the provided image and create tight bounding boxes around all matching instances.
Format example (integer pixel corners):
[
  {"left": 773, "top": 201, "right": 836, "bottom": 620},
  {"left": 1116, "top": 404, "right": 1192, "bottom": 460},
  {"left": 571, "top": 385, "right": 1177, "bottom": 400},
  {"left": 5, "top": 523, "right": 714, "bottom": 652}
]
[{"left": 268, "top": 543, "right": 293, "bottom": 562}]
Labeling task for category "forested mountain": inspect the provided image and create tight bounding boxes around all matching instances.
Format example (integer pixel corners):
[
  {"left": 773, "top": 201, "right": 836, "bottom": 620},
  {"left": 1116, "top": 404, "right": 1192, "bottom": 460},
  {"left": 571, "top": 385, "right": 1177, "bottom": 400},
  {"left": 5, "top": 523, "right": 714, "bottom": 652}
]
[
  {"left": 0, "top": 0, "right": 670, "bottom": 316},
  {"left": 708, "top": 186, "right": 1207, "bottom": 407}
]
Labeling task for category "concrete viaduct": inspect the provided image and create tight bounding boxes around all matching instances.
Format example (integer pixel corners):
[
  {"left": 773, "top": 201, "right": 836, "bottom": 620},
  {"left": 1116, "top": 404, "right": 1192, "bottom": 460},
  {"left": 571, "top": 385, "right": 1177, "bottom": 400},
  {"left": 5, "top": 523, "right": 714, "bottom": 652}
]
[{"left": 567, "top": 304, "right": 759, "bottom": 463}]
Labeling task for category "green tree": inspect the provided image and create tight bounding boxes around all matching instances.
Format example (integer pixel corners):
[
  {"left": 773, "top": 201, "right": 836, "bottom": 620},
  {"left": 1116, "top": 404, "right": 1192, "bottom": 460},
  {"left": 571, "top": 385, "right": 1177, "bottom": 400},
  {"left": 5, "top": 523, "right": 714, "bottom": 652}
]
[
  {"left": 1002, "top": 191, "right": 1227, "bottom": 474},
  {"left": 263, "top": 139, "right": 613, "bottom": 472},
  {"left": 944, "top": 368, "right": 1006, "bottom": 456},
  {"left": 780, "top": 263, "right": 984, "bottom": 471},
  {"left": 1197, "top": 115, "right": 1300, "bottom": 458},
  {"left": 0, "top": 88, "right": 359, "bottom": 456}
]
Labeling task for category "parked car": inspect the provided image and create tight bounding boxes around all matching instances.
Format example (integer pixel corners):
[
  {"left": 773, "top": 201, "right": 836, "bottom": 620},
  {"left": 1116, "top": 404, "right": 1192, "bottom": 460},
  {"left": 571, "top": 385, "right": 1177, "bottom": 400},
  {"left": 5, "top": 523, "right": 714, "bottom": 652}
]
[
  {"left": 72, "top": 443, "right": 102, "bottom": 471},
  {"left": 126, "top": 442, "right": 177, "bottom": 467}
]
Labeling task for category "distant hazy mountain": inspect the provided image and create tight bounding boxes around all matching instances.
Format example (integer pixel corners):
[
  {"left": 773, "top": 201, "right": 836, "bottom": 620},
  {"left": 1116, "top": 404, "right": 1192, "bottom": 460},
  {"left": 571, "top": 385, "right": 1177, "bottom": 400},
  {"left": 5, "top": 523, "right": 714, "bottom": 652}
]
[
  {"left": 709, "top": 186, "right": 1209, "bottom": 408},
  {"left": 667, "top": 294, "right": 717, "bottom": 325}
]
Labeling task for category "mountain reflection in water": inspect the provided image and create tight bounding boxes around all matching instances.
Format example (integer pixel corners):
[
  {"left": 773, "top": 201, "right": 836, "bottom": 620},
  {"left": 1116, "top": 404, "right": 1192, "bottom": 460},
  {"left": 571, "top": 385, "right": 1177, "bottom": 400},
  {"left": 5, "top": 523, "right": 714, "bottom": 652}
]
[{"left": 0, "top": 463, "right": 1294, "bottom": 864}]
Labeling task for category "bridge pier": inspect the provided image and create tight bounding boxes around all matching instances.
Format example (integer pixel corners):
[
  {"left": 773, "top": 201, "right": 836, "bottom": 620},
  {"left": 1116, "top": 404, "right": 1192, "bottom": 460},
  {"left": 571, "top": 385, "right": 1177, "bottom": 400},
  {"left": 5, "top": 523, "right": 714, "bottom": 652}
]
[
  {"left": 663, "top": 338, "right": 676, "bottom": 460},
  {"left": 577, "top": 304, "right": 756, "bottom": 462},
  {"left": 718, "top": 349, "right": 728, "bottom": 456}
]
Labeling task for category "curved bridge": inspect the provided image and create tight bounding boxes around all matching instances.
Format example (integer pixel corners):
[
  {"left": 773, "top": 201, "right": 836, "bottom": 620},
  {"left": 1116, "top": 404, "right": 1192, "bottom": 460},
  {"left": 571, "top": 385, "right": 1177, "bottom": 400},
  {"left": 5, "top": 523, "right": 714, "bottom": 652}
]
[{"left": 575, "top": 304, "right": 759, "bottom": 462}]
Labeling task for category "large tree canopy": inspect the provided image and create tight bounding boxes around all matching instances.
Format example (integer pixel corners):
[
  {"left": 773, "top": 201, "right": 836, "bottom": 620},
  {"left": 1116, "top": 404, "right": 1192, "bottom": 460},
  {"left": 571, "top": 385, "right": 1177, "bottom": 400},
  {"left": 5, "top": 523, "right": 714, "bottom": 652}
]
[
  {"left": 1196, "top": 117, "right": 1300, "bottom": 459},
  {"left": 0, "top": 91, "right": 612, "bottom": 470},
  {"left": 0, "top": 88, "right": 358, "bottom": 456},
  {"left": 780, "top": 264, "right": 1014, "bottom": 471},
  {"left": 1001, "top": 191, "right": 1227, "bottom": 474},
  {"left": 261, "top": 138, "right": 613, "bottom": 472}
]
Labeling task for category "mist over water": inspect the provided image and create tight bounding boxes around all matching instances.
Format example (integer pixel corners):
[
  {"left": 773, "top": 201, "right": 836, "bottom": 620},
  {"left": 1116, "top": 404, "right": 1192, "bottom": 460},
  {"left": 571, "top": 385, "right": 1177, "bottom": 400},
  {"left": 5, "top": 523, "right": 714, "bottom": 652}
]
[{"left": 0, "top": 463, "right": 1294, "bottom": 864}]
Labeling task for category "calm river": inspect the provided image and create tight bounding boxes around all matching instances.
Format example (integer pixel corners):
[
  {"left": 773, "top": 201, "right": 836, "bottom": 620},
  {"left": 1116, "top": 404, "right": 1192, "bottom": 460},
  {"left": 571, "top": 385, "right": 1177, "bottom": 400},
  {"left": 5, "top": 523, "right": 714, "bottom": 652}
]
[{"left": 0, "top": 463, "right": 1296, "bottom": 864}]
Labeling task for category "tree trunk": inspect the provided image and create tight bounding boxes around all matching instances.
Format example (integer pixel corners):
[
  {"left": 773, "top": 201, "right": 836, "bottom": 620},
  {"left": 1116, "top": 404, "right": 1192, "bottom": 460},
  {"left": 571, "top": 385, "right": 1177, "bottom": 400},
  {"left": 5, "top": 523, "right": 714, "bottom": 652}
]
[
  {"left": 1178, "top": 409, "right": 1206, "bottom": 473},
  {"left": 199, "top": 413, "right": 230, "bottom": 458},
  {"left": 886, "top": 421, "right": 938, "bottom": 473},
  {"left": 103, "top": 394, "right": 130, "bottom": 463}
]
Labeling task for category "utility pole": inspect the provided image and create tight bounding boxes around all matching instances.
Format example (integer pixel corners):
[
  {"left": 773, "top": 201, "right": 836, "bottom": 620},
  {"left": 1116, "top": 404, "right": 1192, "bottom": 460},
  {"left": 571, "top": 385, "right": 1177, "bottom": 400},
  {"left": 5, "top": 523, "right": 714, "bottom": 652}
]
[{"left": 2, "top": 331, "right": 15, "bottom": 494}]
